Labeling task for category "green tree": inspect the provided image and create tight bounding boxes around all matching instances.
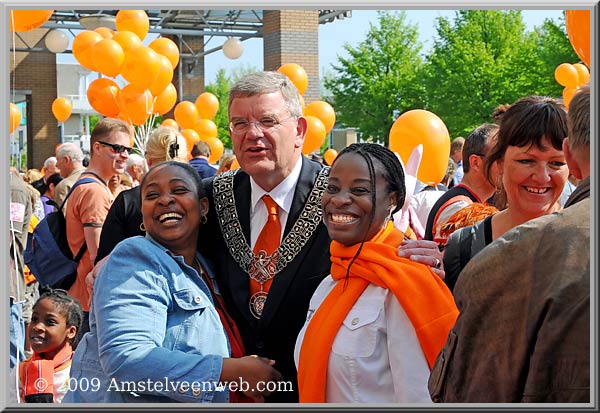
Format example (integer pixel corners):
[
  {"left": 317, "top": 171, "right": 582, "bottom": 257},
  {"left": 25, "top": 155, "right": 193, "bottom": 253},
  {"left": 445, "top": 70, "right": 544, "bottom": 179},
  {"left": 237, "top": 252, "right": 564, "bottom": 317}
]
[
  {"left": 424, "top": 10, "right": 541, "bottom": 137},
  {"left": 324, "top": 11, "right": 426, "bottom": 144},
  {"left": 527, "top": 15, "right": 580, "bottom": 97},
  {"left": 424, "top": 10, "right": 577, "bottom": 137}
]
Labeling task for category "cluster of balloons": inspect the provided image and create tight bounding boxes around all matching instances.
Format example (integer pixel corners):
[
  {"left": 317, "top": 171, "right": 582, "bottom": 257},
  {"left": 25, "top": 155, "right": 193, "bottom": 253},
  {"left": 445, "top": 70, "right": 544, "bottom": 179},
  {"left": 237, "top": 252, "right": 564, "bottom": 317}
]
[
  {"left": 389, "top": 109, "right": 450, "bottom": 185},
  {"left": 159, "top": 92, "right": 224, "bottom": 163},
  {"left": 73, "top": 10, "right": 180, "bottom": 129},
  {"left": 557, "top": 10, "right": 591, "bottom": 108},
  {"left": 276, "top": 63, "right": 337, "bottom": 155},
  {"left": 554, "top": 62, "right": 590, "bottom": 107}
]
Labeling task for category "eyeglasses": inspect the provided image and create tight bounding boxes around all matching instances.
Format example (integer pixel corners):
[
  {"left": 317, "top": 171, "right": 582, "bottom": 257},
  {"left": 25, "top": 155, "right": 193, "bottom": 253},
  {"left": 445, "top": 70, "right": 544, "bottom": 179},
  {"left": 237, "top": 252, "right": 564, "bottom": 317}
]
[
  {"left": 98, "top": 141, "right": 133, "bottom": 155},
  {"left": 228, "top": 116, "right": 294, "bottom": 134}
]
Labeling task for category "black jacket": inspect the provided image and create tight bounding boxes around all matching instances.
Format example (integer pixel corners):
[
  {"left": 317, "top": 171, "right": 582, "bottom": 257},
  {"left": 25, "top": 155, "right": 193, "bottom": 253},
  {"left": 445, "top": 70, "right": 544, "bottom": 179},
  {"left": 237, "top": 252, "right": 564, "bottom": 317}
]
[{"left": 198, "top": 157, "right": 331, "bottom": 402}]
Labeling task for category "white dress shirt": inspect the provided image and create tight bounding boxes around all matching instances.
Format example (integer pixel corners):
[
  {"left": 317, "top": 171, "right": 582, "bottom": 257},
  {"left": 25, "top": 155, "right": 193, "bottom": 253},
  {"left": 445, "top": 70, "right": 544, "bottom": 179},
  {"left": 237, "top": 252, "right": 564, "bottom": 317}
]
[
  {"left": 294, "top": 275, "right": 432, "bottom": 403},
  {"left": 249, "top": 156, "right": 303, "bottom": 248}
]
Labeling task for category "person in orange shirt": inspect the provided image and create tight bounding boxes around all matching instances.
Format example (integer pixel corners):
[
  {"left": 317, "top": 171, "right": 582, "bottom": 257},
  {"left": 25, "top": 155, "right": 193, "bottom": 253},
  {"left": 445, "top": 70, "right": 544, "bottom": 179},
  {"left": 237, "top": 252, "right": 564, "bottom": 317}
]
[{"left": 295, "top": 143, "right": 458, "bottom": 403}]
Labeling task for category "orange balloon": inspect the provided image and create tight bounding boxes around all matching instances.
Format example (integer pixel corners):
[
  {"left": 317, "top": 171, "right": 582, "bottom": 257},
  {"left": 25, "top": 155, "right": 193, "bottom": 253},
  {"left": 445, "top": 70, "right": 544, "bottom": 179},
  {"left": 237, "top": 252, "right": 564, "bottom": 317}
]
[
  {"left": 554, "top": 63, "right": 579, "bottom": 89},
  {"left": 304, "top": 100, "right": 336, "bottom": 133},
  {"left": 195, "top": 92, "right": 219, "bottom": 120},
  {"left": 153, "top": 83, "right": 178, "bottom": 116},
  {"left": 195, "top": 119, "right": 218, "bottom": 139},
  {"left": 94, "top": 27, "right": 114, "bottom": 39},
  {"left": 112, "top": 30, "right": 142, "bottom": 53},
  {"left": 51, "top": 97, "right": 72, "bottom": 122},
  {"left": 149, "top": 37, "right": 180, "bottom": 69},
  {"left": 181, "top": 129, "right": 201, "bottom": 156},
  {"left": 563, "top": 87, "right": 578, "bottom": 108},
  {"left": 118, "top": 85, "right": 153, "bottom": 126},
  {"left": 573, "top": 63, "right": 590, "bottom": 86},
  {"left": 230, "top": 158, "right": 240, "bottom": 170},
  {"left": 389, "top": 109, "right": 450, "bottom": 185},
  {"left": 116, "top": 10, "right": 149, "bottom": 41},
  {"left": 9, "top": 103, "right": 22, "bottom": 134},
  {"left": 277, "top": 63, "right": 308, "bottom": 95},
  {"left": 302, "top": 116, "right": 327, "bottom": 154},
  {"left": 206, "top": 137, "right": 225, "bottom": 163},
  {"left": 10, "top": 10, "right": 53, "bottom": 32},
  {"left": 323, "top": 148, "right": 338, "bottom": 166},
  {"left": 161, "top": 118, "right": 179, "bottom": 130},
  {"left": 121, "top": 46, "right": 161, "bottom": 92},
  {"left": 565, "top": 10, "right": 590, "bottom": 67},
  {"left": 174, "top": 101, "right": 199, "bottom": 130},
  {"left": 87, "top": 78, "right": 120, "bottom": 117},
  {"left": 149, "top": 55, "right": 174, "bottom": 96},
  {"left": 72, "top": 30, "right": 103, "bottom": 71},
  {"left": 92, "top": 39, "right": 125, "bottom": 78}
]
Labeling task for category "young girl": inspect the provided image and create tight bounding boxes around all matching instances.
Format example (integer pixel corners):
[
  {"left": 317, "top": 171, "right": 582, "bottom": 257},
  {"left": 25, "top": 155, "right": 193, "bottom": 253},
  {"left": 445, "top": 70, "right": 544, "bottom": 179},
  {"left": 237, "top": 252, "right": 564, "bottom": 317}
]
[
  {"left": 11, "top": 287, "right": 83, "bottom": 403},
  {"left": 295, "top": 143, "right": 459, "bottom": 402}
]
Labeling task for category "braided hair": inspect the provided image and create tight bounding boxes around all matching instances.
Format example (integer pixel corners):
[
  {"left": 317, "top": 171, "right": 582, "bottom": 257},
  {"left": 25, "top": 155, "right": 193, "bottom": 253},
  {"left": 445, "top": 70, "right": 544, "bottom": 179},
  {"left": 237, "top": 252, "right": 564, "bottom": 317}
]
[
  {"left": 331, "top": 143, "right": 406, "bottom": 281},
  {"left": 36, "top": 286, "right": 84, "bottom": 348}
]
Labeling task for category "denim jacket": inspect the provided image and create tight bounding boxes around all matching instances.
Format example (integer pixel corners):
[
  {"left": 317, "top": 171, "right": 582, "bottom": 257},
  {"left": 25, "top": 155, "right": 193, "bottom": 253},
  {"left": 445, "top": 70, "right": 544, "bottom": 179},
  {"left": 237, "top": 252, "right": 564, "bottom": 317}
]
[{"left": 63, "top": 235, "right": 230, "bottom": 403}]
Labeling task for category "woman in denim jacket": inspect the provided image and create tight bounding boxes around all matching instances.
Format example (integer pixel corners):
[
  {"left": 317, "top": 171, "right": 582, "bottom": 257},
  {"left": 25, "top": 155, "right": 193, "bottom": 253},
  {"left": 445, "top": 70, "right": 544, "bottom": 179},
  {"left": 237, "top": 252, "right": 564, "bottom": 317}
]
[{"left": 63, "top": 161, "right": 281, "bottom": 403}]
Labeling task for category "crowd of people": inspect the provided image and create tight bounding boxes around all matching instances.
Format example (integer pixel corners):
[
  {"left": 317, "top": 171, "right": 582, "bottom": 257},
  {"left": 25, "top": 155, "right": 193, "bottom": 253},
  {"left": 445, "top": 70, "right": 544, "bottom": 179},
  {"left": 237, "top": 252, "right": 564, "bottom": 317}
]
[{"left": 8, "top": 70, "right": 590, "bottom": 404}]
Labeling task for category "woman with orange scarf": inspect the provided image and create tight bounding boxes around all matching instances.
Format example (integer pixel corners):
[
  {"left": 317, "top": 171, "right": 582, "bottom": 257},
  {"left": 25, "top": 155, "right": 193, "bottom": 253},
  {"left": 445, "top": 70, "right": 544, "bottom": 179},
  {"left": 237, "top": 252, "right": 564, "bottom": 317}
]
[{"left": 295, "top": 143, "right": 459, "bottom": 403}]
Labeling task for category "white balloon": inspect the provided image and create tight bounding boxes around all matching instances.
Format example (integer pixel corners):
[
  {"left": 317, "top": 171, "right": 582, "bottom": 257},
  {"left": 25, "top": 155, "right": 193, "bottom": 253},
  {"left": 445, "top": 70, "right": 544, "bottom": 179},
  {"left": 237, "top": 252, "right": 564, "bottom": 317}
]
[
  {"left": 222, "top": 37, "right": 243, "bottom": 60},
  {"left": 45, "top": 29, "right": 69, "bottom": 53}
]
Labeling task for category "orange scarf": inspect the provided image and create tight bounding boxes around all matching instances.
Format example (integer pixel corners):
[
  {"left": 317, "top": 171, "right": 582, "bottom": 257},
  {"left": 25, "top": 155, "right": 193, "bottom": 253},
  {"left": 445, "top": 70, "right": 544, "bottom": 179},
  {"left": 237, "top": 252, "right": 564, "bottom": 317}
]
[
  {"left": 19, "top": 342, "right": 73, "bottom": 402},
  {"left": 297, "top": 222, "right": 458, "bottom": 402}
]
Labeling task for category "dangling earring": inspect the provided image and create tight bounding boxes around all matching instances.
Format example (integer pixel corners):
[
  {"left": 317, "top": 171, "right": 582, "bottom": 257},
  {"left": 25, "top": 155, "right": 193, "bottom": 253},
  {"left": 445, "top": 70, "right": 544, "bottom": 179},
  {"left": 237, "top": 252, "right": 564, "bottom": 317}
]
[
  {"left": 386, "top": 205, "right": 396, "bottom": 225},
  {"left": 140, "top": 222, "right": 146, "bottom": 232},
  {"left": 495, "top": 175, "right": 503, "bottom": 195},
  {"left": 200, "top": 214, "right": 207, "bottom": 225}
]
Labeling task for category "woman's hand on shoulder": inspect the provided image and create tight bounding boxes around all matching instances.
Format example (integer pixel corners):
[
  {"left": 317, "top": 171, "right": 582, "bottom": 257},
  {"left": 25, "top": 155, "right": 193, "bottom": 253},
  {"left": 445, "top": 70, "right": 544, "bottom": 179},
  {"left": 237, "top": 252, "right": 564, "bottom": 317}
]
[
  {"left": 397, "top": 239, "right": 445, "bottom": 280},
  {"left": 221, "top": 355, "right": 283, "bottom": 402}
]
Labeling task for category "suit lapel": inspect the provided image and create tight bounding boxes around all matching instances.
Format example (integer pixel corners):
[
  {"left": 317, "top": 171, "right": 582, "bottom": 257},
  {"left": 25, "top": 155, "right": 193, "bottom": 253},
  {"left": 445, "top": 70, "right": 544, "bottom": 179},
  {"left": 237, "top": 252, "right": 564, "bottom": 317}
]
[{"left": 260, "top": 157, "right": 323, "bottom": 326}]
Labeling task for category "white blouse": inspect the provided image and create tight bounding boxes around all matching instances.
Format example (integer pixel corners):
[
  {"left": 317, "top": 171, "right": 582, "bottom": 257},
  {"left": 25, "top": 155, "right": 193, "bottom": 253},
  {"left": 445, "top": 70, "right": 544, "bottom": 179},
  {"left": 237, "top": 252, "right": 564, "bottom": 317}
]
[{"left": 294, "top": 275, "right": 432, "bottom": 403}]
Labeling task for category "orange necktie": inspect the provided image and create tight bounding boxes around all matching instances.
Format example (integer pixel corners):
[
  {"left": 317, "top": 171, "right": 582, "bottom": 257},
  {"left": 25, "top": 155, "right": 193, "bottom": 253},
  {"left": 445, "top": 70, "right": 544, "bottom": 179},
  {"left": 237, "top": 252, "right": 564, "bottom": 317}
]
[{"left": 249, "top": 195, "right": 281, "bottom": 318}]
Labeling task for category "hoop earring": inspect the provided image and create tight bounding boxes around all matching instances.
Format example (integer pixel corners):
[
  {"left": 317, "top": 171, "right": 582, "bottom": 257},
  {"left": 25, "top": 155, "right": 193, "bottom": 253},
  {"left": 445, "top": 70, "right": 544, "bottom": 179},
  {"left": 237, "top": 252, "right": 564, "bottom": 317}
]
[
  {"left": 140, "top": 222, "right": 146, "bottom": 232},
  {"left": 200, "top": 214, "right": 207, "bottom": 225}
]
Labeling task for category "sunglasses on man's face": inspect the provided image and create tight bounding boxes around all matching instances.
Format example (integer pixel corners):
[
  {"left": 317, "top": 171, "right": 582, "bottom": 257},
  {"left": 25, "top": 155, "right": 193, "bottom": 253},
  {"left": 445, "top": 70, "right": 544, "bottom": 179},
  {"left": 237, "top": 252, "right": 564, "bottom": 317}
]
[{"left": 98, "top": 140, "right": 133, "bottom": 155}]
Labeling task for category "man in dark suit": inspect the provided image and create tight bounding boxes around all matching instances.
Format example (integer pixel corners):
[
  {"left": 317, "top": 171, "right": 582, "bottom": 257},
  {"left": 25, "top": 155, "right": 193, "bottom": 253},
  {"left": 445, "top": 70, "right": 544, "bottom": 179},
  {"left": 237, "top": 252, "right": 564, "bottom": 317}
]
[
  {"left": 199, "top": 71, "right": 444, "bottom": 402},
  {"left": 199, "top": 71, "right": 330, "bottom": 402}
]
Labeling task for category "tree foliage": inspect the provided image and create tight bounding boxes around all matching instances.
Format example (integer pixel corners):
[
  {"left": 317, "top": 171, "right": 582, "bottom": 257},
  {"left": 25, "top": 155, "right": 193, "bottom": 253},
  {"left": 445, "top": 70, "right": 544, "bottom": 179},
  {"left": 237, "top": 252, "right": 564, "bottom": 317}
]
[
  {"left": 324, "top": 11, "right": 426, "bottom": 144},
  {"left": 424, "top": 10, "right": 541, "bottom": 136},
  {"left": 526, "top": 16, "right": 580, "bottom": 97}
]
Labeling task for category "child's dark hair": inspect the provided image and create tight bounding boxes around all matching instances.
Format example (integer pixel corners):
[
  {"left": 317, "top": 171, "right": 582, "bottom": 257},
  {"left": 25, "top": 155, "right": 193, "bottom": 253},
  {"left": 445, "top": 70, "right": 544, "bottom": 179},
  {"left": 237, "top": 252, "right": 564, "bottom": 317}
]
[
  {"left": 331, "top": 143, "right": 406, "bottom": 282},
  {"left": 37, "top": 286, "right": 84, "bottom": 348}
]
